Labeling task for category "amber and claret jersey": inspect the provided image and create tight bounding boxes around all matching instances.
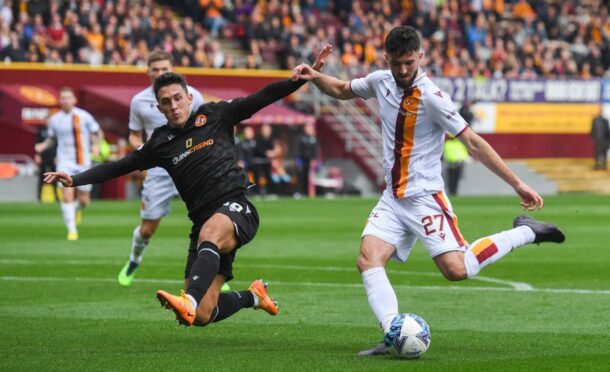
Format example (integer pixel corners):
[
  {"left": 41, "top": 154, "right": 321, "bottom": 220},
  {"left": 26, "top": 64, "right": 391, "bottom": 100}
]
[
  {"left": 48, "top": 107, "right": 101, "bottom": 166},
  {"left": 71, "top": 79, "right": 307, "bottom": 222},
  {"left": 350, "top": 71, "right": 468, "bottom": 199}
]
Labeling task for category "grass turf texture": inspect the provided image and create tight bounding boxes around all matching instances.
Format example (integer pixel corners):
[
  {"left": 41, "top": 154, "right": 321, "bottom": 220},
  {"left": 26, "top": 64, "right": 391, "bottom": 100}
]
[{"left": 1, "top": 195, "right": 609, "bottom": 371}]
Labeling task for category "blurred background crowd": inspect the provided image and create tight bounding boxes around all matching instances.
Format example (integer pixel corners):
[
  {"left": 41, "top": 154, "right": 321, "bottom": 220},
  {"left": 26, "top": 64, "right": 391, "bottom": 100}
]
[{"left": 1, "top": 0, "right": 609, "bottom": 78}]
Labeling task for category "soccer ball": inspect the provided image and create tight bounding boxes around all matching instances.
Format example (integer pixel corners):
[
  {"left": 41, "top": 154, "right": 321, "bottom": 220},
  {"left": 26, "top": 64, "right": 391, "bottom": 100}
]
[{"left": 384, "top": 313, "right": 431, "bottom": 359}]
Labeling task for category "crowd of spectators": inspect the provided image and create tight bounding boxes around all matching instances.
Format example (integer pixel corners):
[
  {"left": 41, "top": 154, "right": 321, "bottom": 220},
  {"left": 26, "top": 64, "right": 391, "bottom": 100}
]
[
  {"left": 233, "top": 0, "right": 610, "bottom": 79},
  {"left": 0, "top": 0, "right": 260, "bottom": 68},
  {"left": 0, "top": 0, "right": 609, "bottom": 79}
]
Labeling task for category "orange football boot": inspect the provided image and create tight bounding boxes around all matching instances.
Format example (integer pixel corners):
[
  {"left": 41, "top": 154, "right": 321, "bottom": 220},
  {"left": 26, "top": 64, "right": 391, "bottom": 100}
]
[
  {"left": 156, "top": 289, "right": 196, "bottom": 326},
  {"left": 248, "top": 279, "right": 278, "bottom": 316}
]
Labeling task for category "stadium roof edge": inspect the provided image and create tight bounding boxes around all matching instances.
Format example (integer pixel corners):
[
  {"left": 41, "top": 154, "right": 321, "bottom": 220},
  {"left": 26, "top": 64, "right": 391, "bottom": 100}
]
[{"left": 0, "top": 62, "right": 291, "bottom": 78}]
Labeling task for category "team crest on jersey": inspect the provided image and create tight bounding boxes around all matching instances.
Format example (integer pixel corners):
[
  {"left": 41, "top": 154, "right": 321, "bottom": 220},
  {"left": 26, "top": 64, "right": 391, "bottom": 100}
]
[
  {"left": 195, "top": 114, "right": 208, "bottom": 127},
  {"left": 404, "top": 97, "right": 417, "bottom": 107}
]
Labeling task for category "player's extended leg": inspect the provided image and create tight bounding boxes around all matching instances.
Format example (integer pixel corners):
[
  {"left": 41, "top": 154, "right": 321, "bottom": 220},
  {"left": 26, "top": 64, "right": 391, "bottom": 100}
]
[
  {"left": 118, "top": 218, "right": 159, "bottom": 286},
  {"left": 60, "top": 187, "right": 78, "bottom": 240},
  {"left": 157, "top": 213, "right": 239, "bottom": 325},
  {"left": 434, "top": 215, "right": 565, "bottom": 281},
  {"left": 357, "top": 235, "right": 399, "bottom": 333},
  {"left": 191, "top": 275, "right": 277, "bottom": 326},
  {"left": 356, "top": 235, "right": 398, "bottom": 356},
  {"left": 75, "top": 190, "right": 91, "bottom": 225}
]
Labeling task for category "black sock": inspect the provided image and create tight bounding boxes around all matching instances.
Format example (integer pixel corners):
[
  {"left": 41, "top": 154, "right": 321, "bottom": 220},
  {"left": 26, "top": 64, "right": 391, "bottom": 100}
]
[
  {"left": 186, "top": 241, "right": 220, "bottom": 303},
  {"left": 211, "top": 291, "right": 255, "bottom": 323}
]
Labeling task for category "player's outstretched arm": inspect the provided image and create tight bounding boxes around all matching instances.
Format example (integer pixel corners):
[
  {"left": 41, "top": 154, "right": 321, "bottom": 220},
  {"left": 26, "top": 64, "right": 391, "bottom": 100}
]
[
  {"left": 292, "top": 45, "right": 356, "bottom": 100},
  {"left": 45, "top": 153, "right": 150, "bottom": 188},
  {"left": 228, "top": 46, "right": 332, "bottom": 122},
  {"left": 458, "top": 128, "right": 543, "bottom": 211}
]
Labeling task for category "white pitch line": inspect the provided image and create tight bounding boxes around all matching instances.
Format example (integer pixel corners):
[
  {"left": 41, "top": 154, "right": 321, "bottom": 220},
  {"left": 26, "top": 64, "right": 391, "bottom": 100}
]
[
  {"left": 1, "top": 275, "right": 608, "bottom": 295},
  {"left": 245, "top": 263, "right": 534, "bottom": 291},
  {"left": 0, "top": 259, "right": 533, "bottom": 291},
  {"left": 469, "top": 275, "right": 533, "bottom": 291}
]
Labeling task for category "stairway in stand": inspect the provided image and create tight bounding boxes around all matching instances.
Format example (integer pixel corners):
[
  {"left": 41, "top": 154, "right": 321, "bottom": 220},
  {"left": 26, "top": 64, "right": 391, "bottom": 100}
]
[{"left": 520, "top": 158, "right": 610, "bottom": 194}]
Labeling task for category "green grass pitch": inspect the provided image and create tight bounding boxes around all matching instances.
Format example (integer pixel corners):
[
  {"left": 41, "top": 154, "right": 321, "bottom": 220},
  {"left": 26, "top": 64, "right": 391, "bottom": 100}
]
[{"left": 1, "top": 195, "right": 609, "bottom": 371}]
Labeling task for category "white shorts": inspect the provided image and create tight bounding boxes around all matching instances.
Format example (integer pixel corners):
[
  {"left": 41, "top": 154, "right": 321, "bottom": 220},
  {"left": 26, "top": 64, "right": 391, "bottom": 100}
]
[
  {"left": 140, "top": 167, "right": 179, "bottom": 220},
  {"left": 57, "top": 162, "right": 92, "bottom": 192},
  {"left": 362, "top": 189, "right": 468, "bottom": 263}
]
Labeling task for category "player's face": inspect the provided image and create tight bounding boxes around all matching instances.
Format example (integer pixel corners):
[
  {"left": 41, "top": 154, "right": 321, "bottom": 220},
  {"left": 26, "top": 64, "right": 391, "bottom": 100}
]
[
  {"left": 59, "top": 90, "right": 76, "bottom": 112},
  {"left": 147, "top": 59, "right": 173, "bottom": 83},
  {"left": 156, "top": 84, "right": 193, "bottom": 127},
  {"left": 385, "top": 50, "right": 423, "bottom": 89}
]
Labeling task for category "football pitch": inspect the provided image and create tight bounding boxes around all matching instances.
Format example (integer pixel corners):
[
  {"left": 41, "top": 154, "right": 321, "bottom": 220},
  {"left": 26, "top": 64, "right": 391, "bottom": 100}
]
[{"left": 1, "top": 195, "right": 609, "bottom": 371}]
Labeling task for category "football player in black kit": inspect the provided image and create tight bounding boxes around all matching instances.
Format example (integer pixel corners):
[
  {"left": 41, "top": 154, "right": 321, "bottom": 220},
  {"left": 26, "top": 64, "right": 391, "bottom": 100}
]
[{"left": 44, "top": 45, "right": 333, "bottom": 327}]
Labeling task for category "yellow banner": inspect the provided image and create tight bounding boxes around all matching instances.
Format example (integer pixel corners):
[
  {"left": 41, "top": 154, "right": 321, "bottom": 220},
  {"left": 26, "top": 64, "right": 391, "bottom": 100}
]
[{"left": 495, "top": 103, "right": 599, "bottom": 133}]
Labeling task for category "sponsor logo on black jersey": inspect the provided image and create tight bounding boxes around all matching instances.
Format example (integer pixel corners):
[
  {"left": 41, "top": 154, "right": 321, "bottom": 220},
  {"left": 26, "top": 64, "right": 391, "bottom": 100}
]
[{"left": 173, "top": 138, "right": 215, "bottom": 165}]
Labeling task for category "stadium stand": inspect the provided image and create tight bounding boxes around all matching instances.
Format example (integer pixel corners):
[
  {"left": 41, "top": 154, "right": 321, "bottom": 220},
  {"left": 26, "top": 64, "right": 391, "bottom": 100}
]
[
  {"left": 0, "top": 0, "right": 608, "bottom": 78},
  {"left": 1, "top": 0, "right": 609, "bottom": 196}
]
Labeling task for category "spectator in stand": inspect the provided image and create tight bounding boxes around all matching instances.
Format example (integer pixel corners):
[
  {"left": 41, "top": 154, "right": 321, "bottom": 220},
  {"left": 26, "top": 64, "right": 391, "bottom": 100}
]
[
  {"left": 295, "top": 123, "right": 318, "bottom": 198},
  {"left": 1, "top": 0, "right": 13, "bottom": 26},
  {"left": 591, "top": 108, "right": 610, "bottom": 170},
  {"left": 1, "top": 31, "right": 26, "bottom": 61},
  {"left": 237, "top": 126, "right": 257, "bottom": 184},
  {"left": 46, "top": 12, "right": 68, "bottom": 52},
  {"left": 3, "top": 0, "right": 609, "bottom": 78},
  {"left": 34, "top": 117, "right": 57, "bottom": 201},
  {"left": 200, "top": 0, "right": 228, "bottom": 38},
  {"left": 252, "top": 124, "right": 278, "bottom": 196}
]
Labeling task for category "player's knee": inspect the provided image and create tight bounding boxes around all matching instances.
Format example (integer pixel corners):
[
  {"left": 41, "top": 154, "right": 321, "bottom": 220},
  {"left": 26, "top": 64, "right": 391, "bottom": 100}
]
[
  {"left": 356, "top": 254, "right": 370, "bottom": 273},
  {"left": 441, "top": 265, "right": 467, "bottom": 281},
  {"left": 198, "top": 228, "right": 236, "bottom": 253}
]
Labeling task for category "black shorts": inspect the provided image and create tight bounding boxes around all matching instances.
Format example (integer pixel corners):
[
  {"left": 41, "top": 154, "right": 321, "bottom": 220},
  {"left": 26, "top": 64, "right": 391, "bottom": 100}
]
[{"left": 184, "top": 196, "right": 259, "bottom": 281}]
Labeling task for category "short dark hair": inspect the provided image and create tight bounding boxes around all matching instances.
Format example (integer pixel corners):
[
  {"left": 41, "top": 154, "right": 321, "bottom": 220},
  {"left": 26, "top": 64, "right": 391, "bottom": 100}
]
[
  {"left": 147, "top": 49, "right": 173, "bottom": 66},
  {"left": 384, "top": 26, "right": 421, "bottom": 56},
  {"left": 59, "top": 86, "right": 74, "bottom": 95},
  {"left": 153, "top": 72, "right": 188, "bottom": 100}
]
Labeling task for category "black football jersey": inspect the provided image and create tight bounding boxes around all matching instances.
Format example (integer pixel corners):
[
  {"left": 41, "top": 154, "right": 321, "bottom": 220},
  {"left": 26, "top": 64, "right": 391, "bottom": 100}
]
[
  {"left": 71, "top": 79, "right": 306, "bottom": 222},
  {"left": 133, "top": 100, "right": 249, "bottom": 220}
]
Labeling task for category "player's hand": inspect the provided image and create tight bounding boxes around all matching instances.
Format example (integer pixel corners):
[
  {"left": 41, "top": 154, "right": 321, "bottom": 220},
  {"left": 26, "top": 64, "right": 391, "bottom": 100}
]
[
  {"left": 292, "top": 44, "right": 333, "bottom": 81},
  {"left": 43, "top": 171, "right": 74, "bottom": 187},
  {"left": 311, "top": 44, "right": 333, "bottom": 72},
  {"left": 292, "top": 63, "right": 316, "bottom": 81},
  {"left": 514, "top": 182, "right": 543, "bottom": 211},
  {"left": 34, "top": 143, "right": 46, "bottom": 153}
]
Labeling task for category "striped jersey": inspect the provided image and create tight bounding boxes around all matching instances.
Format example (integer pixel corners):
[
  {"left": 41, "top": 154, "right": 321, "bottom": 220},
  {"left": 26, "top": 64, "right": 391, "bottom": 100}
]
[
  {"left": 350, "top": 70, "right": 468, "bottom": 198},
  {"left": 128, "top": 85, "right": 204, "bottom": 140},
  {"left": 48, "top": 107, "right": 100, "bottom": 166}
]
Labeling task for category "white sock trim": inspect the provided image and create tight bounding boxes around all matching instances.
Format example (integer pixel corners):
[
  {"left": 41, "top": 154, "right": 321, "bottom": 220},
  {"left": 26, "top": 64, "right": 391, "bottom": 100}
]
[
  {"left": 464, "top": 250, "right": 480, "bottom": 278},
  {"left": 186, "top": 294, "right": 197, "bottom": 310}
]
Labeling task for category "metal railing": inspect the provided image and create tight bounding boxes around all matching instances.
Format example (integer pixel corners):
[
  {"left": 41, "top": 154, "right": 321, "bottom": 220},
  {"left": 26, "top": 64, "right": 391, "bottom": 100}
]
[{"left": 302, "top": 61, "right": 385, "bottom": 184}]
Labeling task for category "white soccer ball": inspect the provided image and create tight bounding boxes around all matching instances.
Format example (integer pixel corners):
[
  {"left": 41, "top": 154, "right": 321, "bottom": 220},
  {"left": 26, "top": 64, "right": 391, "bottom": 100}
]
[{"left": 385, "top": 313, "right": 431, "bottom": 359}]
